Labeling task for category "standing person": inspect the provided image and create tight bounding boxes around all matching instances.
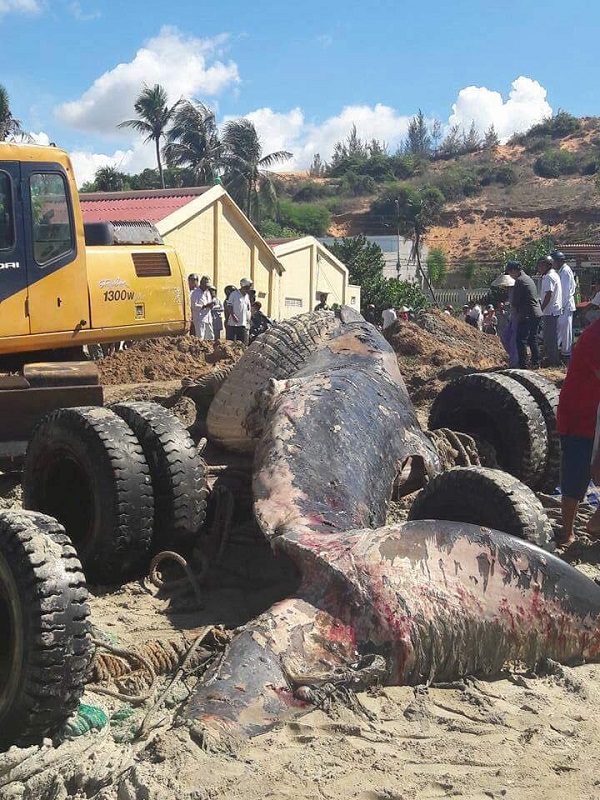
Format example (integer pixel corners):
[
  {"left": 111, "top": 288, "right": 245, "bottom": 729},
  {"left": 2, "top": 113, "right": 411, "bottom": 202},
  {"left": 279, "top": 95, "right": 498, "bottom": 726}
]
[
  {"left": 466, "top": 300, "right": 483, "bottom": 331},
  {"left": 381, "top": 304, "right": 397, "bottom": 330},
  {"left": 226, "top": 278, "right": 253, "bottom": 344},
  {"left": 537, "top": 254, "right": 562, "bottom": 367},
  {"left": 314, "top": 292, "right": 330, "bottom": 311},
  {"left": 364, "top": 304, "right": 377, "bottom": 324},
  {"left": 505, "top": 261, "right": 542, "bottom": 369},
  {"left": 223, "top": 285, "right": 236, "bottom": 337},
  {"left": 188, "top": 273, "right": 199, "bottom": 335},
  {"left": 551, "top": 250, "right": 576, "bottom": 360},
  {"left": 555, "top": 317, "right": 600, "bottom": 546},
  {"left": 190, "top": 275, "right": 215, "bottom": 340},
  {"left": 209, "top": 286, "right": 224, "bottom": 341}
]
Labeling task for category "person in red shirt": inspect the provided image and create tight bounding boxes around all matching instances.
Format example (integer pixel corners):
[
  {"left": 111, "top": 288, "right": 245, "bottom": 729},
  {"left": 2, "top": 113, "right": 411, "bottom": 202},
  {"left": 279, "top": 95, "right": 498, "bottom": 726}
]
[{"left": 556, "top": 317, "right": 600, "bottom": 545}]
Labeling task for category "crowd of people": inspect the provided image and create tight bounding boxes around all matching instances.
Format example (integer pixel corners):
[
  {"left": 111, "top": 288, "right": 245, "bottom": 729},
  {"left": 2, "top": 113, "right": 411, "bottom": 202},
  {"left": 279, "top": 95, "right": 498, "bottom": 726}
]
[
  {"left": 451, "top": 250, "right": 579, "bottom": 370},
  {"left": 188, "top": 274, "right": 274, "bottom": 345}
]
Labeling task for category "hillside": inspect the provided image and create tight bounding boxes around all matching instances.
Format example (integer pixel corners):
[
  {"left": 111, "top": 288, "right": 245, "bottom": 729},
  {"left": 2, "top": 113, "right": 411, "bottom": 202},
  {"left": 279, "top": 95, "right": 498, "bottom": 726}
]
[{"left": 276, "top": 115, "right": 600, "bottom": 281}]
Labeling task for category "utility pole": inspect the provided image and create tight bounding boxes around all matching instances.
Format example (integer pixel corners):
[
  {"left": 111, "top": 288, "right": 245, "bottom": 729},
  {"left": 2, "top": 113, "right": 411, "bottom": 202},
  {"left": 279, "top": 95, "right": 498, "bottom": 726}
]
[{"left": 395, "top": 198, "right": 401, "bottom": 279}]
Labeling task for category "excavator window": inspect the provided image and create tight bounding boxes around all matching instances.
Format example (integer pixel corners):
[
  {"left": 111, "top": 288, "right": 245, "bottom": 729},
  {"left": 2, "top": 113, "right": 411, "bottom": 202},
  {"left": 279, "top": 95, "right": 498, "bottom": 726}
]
[
  {"left": 0, "top": 171, "right": 14, "bottom": 251},
  {"left": 29, "top": 173, "right": 74, "bottom": 266}
]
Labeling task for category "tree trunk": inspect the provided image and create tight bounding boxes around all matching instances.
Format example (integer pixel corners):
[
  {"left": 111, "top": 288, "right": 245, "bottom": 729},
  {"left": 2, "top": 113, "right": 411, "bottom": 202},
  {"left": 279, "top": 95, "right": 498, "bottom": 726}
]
[{"left": 156, "top": 137, "right": 165, "bottom": 189}]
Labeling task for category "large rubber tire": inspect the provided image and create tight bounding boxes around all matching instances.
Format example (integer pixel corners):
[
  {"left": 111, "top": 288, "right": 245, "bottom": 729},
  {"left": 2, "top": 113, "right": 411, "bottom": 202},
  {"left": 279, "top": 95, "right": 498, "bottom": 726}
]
[
  {"left": 0, "top": 510, "right": 91, "bottom": 749},
  {"left": 408, "top": 467, "right": 553, "bottom": 549},
  {"left": 499, "top": 369, "right": 560, "bottom": 493},
  {"left": 23, "top": 407, "right": 154, "bottom": 584},
  {"left": 111, "top": 402, "right": 208, "bottom": 552},
  {"left": 429, "top": 373, "right": 548, "bottom": 489}
]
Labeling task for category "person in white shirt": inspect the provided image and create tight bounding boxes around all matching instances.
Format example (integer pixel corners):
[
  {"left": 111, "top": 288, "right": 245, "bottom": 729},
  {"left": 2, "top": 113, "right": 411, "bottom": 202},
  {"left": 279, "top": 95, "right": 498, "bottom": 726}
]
[
  {"left": 381, "top": 304, "right": 397, "bottom": 330},
  {"left": 466, "top": 301, "right": 483, "bottom": 331},
  {"left": 190, "top": 275, "right": 215, "bottom": 340},
  {"left": 226, "top": 277, "right": 253, "bottom": 344},
  {"left": 551, "top": 250, "right": 576, "bottom": 358},
  {"left": 537, "top": 255, "right": 562, "bottom": 367}
]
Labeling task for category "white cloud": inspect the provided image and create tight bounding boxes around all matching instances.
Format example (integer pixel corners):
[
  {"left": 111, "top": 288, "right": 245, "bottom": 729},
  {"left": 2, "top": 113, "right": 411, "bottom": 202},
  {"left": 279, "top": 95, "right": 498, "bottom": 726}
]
[
  {"left": 68, "top": 1, "right": 101, "bottom": 21},
  {"left": 448, "top": 76, "right": 552, "bottom": 142},
  {"left": 49, "top": 74, "right": 553, "bottom": 186},
  {"left": 0, "top": 0, "right": 40, "bottom": 15},
  {"left": 56, "top": 26, "right": 240, "bottom": 136},
  {"left": 240, "top": 104, "right": 413, "bottom": 169}
]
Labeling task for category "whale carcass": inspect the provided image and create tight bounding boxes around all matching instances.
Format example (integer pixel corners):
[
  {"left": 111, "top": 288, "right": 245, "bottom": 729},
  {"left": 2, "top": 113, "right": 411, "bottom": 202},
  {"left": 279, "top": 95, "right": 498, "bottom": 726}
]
[{"left": 186, "top": 311, "right": 600, "bottom": 740}]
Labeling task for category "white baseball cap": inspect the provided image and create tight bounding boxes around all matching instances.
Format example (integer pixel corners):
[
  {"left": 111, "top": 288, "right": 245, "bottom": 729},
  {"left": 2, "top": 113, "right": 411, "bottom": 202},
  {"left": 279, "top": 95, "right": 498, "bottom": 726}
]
[{"left": 240, "top": 277, "right": 252, "bottom": 287}]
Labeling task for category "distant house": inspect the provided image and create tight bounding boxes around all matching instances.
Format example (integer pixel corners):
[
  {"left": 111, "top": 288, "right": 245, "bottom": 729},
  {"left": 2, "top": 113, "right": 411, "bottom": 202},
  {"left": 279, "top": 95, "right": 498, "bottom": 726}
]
[
  {"left": 320, "top": 235, "right": 429, "bottom": 283},
  {"left": 268, "top": 236, "right": 361, "bottom": 319},
  {"left": 80, "top": 185, "right": 283, "bottom": 317}
]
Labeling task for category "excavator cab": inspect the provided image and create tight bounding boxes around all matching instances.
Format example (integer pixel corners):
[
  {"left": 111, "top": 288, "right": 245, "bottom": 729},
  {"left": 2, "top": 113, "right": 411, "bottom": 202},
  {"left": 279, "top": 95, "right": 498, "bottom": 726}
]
[{"left": 0, "top": 156, "right": 90, "bottom": 344}]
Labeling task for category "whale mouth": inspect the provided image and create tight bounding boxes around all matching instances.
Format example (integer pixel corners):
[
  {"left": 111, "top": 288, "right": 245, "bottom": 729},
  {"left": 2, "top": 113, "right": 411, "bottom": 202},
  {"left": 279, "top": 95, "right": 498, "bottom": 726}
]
[{"left": 394, "top": 455, "right": 428, "bottom": 498}]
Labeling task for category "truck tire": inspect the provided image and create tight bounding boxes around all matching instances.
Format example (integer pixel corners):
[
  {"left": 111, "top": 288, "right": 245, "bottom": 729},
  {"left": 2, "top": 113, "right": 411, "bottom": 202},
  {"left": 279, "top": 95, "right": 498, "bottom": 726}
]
[
  {"left": 408, "top": 466, "right": 553, "bottom": 549},
  {"left": 500, "top": 369, "right": 560, "bottom": 493},
  {"left": 111, "top": 402, "right": 208, "bottom": 552},
  {"left": 428, "top": 373, "right": 548, "bottom": 489},
  {"left": 0, "top": 510, "right": 91, "bottom": 749},
  {"left": 23, "top": 407, "right": 154, "bottom": 584}
]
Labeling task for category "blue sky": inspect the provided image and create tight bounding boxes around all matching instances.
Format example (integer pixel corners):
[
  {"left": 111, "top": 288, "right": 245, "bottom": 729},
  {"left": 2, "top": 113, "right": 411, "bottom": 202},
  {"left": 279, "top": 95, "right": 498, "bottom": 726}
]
[{"left": 2, "top": 0, "right": 598, "bottom": 184}]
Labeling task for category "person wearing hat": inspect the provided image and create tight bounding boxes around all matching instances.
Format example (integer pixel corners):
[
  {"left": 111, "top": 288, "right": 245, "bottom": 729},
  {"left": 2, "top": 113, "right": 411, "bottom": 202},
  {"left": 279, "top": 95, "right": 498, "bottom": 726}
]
[
  {"left": 190, "top": 275, "right": 215, "bottom": 340},
  {"left": 506, "top": 260, "right": 542, "bottom": 369},
  {"left": 226, "top": 278, "right": 253, "bottom": 344},
  {"left": 314, "top": 292, "right": 330, "bottom": 312},
  {"left": 537, "top": 255, "right": 562, "bottom": 367},
  {"left": 551, "top": 250, "right": 576, "bottom": 359}
]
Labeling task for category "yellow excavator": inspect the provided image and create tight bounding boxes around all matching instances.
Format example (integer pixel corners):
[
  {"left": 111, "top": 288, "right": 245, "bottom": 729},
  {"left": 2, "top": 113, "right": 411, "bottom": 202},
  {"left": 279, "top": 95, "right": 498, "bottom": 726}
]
[{"left": 0, "top": 142, "right": 190, "bottom": 467}]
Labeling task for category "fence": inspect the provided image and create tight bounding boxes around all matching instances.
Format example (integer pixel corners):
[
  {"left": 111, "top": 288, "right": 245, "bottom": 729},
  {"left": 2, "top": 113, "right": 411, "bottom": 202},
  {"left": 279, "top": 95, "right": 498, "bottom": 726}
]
[{"left": 433, "top": 288, "right": 490, "bottom": 307}]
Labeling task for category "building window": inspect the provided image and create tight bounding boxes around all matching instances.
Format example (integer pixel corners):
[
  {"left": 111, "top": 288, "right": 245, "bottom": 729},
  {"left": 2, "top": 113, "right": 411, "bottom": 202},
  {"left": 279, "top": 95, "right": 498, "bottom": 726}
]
[
  {"left": 285, "top": 297, "right": 303, "bottom": 308},
  {"left": 0, "top": 171, "right": 14, "bottom": 251},
  {"left": 350, "top": 296, "right": 356, "bottom": 304},
  {"left": 30, "top": 172, "right": 74, "bottom": 266}
]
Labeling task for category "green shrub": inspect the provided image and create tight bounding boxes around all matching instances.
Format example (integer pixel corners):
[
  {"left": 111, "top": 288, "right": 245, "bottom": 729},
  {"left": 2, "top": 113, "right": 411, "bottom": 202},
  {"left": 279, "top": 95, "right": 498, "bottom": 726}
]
[
  {"left": 291, "top": 181, "right": 333, "bottom": 202},
  {"left": 495, "top": 164, "right": 518, "bottom": 185},
  {"left": 534, "top": 149, "right": 578, "bottom": 178},
  {"left": 339, "top": 171, "right": 376, "bottom": 196},
  {"left": 278, "top": 200, "right": 331, "bottom": 236},
  {"left": 259, "top": 218, "right": 301, "bottom": 239},
  {"left": 431, "top": 165, "right": 480, "bottom": 200},
  {"left": 515, "top": 111, "right": 581, "bottom": 144}
]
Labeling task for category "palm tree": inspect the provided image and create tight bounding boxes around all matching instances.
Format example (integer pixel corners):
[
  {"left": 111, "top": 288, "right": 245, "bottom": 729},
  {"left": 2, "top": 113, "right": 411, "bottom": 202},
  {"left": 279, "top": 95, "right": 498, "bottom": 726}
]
[
  {"left": 93, "top": 166, "right": 128, "bottom": 192},
  {"left": 0, "top": 84, "right": 25, "bottom": 141},
  {"left": 221, "top": 118, "right": 292, "bottom": 222},
  {"left": 162, "top": 100, "right": 222, "bottom": 185},
  {"left": 118, "top": 84, "right": 180, "bottom": 189}
]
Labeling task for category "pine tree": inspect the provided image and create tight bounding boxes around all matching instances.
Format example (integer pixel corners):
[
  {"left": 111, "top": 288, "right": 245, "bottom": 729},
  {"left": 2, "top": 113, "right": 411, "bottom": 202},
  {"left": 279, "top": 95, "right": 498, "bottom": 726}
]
[
  {"left": 309, "top": 153, "right": 326, "bottom": 177},
  {"left": 483, "top": 124, "right": 500, "bottom": 149},
  {"left": 440, "top": 124, "right": 462, "bottom": 157},
  {"left": 463, "top": 121, "right": 481, "bottom": 153},
  {"left": 405, "top": 110, "right": 432, "bottom": 158}
]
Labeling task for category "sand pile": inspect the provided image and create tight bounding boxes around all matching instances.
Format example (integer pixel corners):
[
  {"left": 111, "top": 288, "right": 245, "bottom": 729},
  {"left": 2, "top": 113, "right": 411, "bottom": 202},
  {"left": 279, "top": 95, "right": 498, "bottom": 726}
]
[
  {"left": 386, "top": 309, "right": 508, "bottom": 404},
  {"left": 98, "top": 336, "right": 243, "bottom": 385}
]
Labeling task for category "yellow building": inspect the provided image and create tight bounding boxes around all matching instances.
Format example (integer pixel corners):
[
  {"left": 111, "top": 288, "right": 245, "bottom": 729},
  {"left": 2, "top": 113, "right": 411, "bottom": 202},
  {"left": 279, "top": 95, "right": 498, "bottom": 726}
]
[
  {"left": 268, "top": 236, "right": 361, "bottom": 319},
  {"left": 80, "top": 185, "right": 283, "bottom": 317},
  {"left": 80, "top": 188, "right": 361, "bottom": 321}
]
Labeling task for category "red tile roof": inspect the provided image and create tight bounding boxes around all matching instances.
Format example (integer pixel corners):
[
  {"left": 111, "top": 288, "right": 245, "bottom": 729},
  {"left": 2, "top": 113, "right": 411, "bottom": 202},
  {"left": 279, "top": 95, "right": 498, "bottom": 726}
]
[{"left": 79, "top": 186, "right": 211, "bottom": 224}]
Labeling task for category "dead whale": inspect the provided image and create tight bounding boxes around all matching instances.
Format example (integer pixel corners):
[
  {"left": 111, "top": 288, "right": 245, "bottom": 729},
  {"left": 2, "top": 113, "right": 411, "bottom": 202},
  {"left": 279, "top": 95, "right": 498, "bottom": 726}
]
[{"left": 185, "top": 311, "right": 600, "bottom": 741}]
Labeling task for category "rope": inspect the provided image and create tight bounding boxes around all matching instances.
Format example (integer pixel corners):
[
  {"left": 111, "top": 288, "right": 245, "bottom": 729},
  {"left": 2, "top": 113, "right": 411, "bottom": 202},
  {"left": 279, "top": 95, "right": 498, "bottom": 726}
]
[
  {"left": 148, "top": 551, "right": 206, "bottom": 608},
  {"left": 426, "top": 428, "right": 483, "bottom": 470}
]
